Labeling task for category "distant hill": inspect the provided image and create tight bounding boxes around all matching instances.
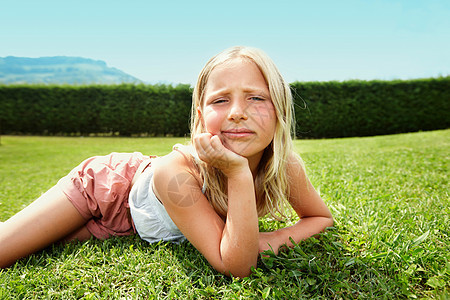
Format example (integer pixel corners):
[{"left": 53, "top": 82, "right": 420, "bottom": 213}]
[{"left": 0, "top": 56, "right": 142, "bottom": 85}]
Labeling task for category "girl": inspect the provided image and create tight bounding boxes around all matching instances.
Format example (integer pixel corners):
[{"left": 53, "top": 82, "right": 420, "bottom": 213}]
[{"left": 0, "top": 46, "right": 333, "bottom": 277}]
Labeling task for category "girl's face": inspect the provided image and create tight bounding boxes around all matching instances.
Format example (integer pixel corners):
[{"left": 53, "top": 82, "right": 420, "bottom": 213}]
[{"left": 199, "top": 58, "right": 277, "bottom": 163}]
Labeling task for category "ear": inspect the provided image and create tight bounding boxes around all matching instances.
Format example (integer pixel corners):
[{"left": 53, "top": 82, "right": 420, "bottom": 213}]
[
  {"left": 196, "top": 106, "right": 203, "bottom": 122},
  {"left": 196, "top": 106, "right": 206, "bottom": 130}
]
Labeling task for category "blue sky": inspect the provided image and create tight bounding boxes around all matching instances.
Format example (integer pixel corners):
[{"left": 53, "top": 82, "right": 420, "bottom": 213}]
[{"left": 1, "top": 0, "right": 449, "bottom": 85}]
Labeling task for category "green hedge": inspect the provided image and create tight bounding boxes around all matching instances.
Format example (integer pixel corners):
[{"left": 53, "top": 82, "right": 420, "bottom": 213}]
[
  {"left": 291, "top": 77, "right": 449, "bottom": 138},
  {"left": 0, "top": 84, "right": 192, "bottom": 137},
  {"left": 0, "top": 77, "right": 448, "bottom": 138}
]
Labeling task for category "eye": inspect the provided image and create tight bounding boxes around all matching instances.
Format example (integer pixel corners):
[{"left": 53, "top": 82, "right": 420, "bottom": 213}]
[
  {"left": 250, "top": 96, "right": 265, "bottom": 101},
  {"left": 212, "top": 98, "right": 227, "bottom": 104},
  {"left": 205, "top": 96, "right": 228, "bottom": 105}
]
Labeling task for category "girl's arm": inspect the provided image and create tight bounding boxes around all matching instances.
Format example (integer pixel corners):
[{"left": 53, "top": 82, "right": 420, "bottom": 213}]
[
  {"left": 259, "top": 153, "right": 333, "bottom": 254},
  {"left": 153, "top": 134, "right": 259, "bottom": 278}
]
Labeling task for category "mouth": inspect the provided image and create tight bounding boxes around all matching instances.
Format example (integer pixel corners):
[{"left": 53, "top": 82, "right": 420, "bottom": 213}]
[{"left": 221, "top": 128, "right": 255, "bottom": 139}]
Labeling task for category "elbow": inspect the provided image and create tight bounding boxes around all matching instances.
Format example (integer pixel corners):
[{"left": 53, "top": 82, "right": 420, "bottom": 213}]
[
  {"left": 221, "top": 265, "right": 255, "bottom": 278},
  {"left": 327, "top": 216, "right": 334, "bottom": 228},
  {"left": 232, "top": 269, "right": 253, "bottom": 279},
  {"left": 322, "top": 207, "right": 334, "bottom": 229},
  {"left": 313, "top": 215, "right": 334, "bottom": 233},
  {"left": 219, "top": 255, "right": 258, "bottom": 278},
  {"left": 217, "top": 239, "right": 259, "bottom": 278},
  {"left": 322, "top": 215, "right": 334, "bottom": 231}
]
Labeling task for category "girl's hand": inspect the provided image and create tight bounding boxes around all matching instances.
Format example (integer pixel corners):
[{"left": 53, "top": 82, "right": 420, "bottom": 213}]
[{"left": 194, "top": 133, "right": 249, "bottom": 177}]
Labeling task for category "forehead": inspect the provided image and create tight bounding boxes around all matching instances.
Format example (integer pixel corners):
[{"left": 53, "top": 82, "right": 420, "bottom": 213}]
[{"left": 204, "top": 58, "right": 268, "bottom": 93}]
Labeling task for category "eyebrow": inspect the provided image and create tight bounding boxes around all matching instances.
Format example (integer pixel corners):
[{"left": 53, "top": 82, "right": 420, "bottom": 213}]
[
  {"left": 243, "top": 88, "right": 270, "bottom": 98},
  {"left": 207, "top": 87, "right": 271, "bottom": 99}
]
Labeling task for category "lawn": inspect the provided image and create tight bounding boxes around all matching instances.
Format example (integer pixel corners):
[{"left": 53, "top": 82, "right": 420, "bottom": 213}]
[{"left": 0, "top": 130, "right": 448, "bottom": 299}]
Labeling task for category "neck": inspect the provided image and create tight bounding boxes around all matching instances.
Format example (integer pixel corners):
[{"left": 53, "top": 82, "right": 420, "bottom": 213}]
[{"left": 247, "top": 151, "right": 264, "bottom": 178}]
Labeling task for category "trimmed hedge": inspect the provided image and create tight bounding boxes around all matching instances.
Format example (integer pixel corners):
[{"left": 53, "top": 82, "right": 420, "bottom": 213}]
[
  {"left": 0, "top": 77, "right": 448, "bottom": 138},
  {"left": 292, "top": 77, "right": 449, "bottom": 138},
  {"left": 0, "top": 84, "right": 192, "bottom": 137}
]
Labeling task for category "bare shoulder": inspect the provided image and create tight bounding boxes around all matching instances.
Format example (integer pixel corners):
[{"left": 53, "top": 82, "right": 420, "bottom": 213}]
[
  {"left": 154, "top": 146, "right": 195, "bottom": 175},
  {"left": 286, "top": 151, "right": 307, "bottom": 180},
  {"left": 285, "top": 151, "right": 315, "bottom": 208},
  {"left": 152, "top": 146, "right": 203, "bottom": 208},
  {"left": 286, "top": 151, "right": 332, "bottom": 219}
]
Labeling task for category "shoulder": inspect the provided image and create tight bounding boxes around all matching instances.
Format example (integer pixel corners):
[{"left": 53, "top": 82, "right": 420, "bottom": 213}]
[
  {"left": 286, "top": 151, "right": 306, "bottom": 180},
  {"left": 155, "top": 144, "right": 199, "bottom": 174},
  {"left": 285, "top": 151, "right": 315, "bottom": 207},
  {"left": 284, "top": 152, "right": 332, "bottom": 220},
  {"left": 152, "top": 145, "right": 203, "bottom": 207}
]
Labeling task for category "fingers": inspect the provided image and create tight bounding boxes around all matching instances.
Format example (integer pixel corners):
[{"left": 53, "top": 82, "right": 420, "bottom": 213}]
[
  {"left": 193, "top": 133, "right": 250, "bottom": 176},
  {"left": 194, "top": 133, "right": 211, "bottom": 160},
  {"left": 210, "top": 135, "right": 222, "bottom": 150},
  {"left": 194, "top": 133, "right": 227, "bottom": 165}
]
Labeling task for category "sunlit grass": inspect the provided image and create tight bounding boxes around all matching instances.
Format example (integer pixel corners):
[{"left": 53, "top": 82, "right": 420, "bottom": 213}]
[{"left": 0, "top": 130, "right": 448, "bottom": 298}]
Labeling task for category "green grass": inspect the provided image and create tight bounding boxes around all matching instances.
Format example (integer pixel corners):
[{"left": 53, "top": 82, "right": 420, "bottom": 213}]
[{"left": 0, "top": 130, "right": 448, "bottom": 299}]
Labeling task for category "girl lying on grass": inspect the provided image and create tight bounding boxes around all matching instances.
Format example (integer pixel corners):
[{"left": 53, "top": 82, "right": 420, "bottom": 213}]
[{"left": 0, "top": 46, "right": 333, "bottom": 277}]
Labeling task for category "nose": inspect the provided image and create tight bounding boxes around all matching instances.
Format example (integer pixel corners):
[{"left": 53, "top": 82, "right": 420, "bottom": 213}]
[{"left": 228, "top": 100, "right": 248, "bottom": 122}]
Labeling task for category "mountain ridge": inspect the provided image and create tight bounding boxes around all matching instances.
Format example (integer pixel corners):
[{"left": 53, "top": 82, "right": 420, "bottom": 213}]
[{"left": 0, "top": 56, "right": 142, "bottom": 85}]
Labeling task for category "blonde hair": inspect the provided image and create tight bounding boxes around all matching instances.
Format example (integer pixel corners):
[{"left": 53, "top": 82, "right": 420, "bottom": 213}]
[{"left": 190, "top": 46, "right": 295, "bottom": 219}]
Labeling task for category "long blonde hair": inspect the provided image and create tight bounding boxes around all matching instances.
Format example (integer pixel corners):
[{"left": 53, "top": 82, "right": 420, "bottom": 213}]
[{"left": 190, "top": 46, "right": 295, "bottom": 219}]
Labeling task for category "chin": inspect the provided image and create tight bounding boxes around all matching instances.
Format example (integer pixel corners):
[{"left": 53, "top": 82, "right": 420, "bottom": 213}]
[{"left": 224, "top": 141, "right": 260, "bottom": 157}]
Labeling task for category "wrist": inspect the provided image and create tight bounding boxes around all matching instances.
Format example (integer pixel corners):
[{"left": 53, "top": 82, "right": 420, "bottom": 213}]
[{"left": 225, "top": 163, "right": 252, "bottom": 180}]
